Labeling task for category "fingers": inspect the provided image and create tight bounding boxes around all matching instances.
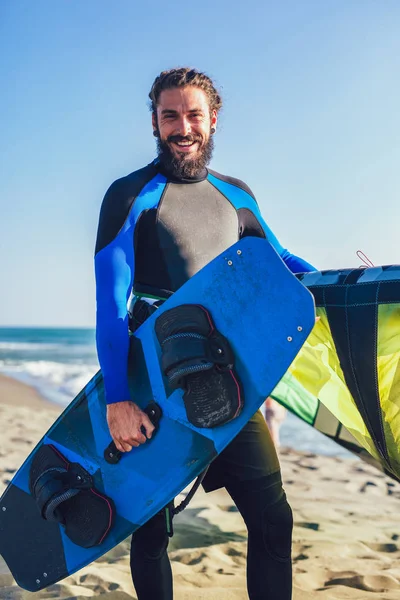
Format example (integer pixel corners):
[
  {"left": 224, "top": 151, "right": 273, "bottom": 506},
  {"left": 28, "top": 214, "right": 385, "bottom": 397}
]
[
  {"left": 141, "top": 414, "right": 156, "bottom": 439},
  {"left": 115, "top": 440, "right": 134, "bottom": 453},
  {"left": 115, "top": 430, "right": 147, "bottom": 452},
  {"left": 114, "top": 420, "right": 150, "bottom": 452},
  {"left": 107, "top": 402, "right": 157, "bottom": 454},
  {"left": 135, "top": 429, "right": 148, "bottom": 445}
]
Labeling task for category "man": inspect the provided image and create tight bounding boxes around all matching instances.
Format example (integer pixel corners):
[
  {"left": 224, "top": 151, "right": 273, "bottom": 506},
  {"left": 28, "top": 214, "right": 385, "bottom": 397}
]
[{"left": 95, "top": 67, "right": 315, "bottom": 600}]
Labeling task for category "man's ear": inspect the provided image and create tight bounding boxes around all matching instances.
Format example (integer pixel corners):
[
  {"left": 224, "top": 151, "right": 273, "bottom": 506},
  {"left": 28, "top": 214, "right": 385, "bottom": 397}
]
[{"left": 211, "top": 109, "right": 218, "bottom": 132}]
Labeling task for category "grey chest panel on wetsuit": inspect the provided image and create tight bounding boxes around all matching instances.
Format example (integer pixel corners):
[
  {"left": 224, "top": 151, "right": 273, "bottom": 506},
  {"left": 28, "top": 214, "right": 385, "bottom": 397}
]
[{"left": 154, "top": 180, "right": 239, "bottom": 291}]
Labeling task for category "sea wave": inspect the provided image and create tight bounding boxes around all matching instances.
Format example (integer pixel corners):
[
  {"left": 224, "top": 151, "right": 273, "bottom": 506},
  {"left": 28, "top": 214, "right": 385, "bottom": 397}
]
[
  {"left": 0, "top": 342, "right": 91, "bottom": 352},
  {"left": 0, "top": 360, "right": 98, "bottom": 406}
]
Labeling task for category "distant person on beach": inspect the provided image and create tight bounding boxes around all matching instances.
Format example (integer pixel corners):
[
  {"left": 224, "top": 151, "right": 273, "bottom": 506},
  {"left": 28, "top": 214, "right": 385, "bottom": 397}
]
[
  {"left": 264, "top": 397, "right": 287, "bottom": 449},
  {"left": 95, "top": 67, "right": 316, "bottom": 600}
]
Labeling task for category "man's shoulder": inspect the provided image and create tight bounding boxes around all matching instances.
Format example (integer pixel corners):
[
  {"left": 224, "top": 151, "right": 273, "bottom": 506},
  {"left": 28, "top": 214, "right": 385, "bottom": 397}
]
[
  {"left": 207, "top": 168, "right": 256, "bottom": 201},
  {"left": 95, "top": 162, "right": 158, "bottom": 255},
  {"left": 107, "top": 162, "right": 159, "bottom": 199}
]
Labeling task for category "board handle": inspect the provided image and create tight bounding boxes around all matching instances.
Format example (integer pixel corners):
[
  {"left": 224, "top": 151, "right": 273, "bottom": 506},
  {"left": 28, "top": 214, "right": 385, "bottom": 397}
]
[{"left": 104, "top": 402, "right": 163, "bottom": 465}]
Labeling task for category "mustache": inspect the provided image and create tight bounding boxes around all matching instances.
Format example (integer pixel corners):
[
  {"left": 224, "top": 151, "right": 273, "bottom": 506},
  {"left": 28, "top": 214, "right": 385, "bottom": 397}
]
[
  {"left": 167, "top": 134, "right": 203, "bottom": 144},
  {"left": 156, "top": 131, "right": 214, "bottom": 179}
]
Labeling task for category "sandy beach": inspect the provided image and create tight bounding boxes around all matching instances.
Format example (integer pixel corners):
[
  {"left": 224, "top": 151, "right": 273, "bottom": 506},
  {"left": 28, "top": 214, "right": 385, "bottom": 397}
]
[{"left": 1, "top": 373, "right": 400, "bottom": 599}]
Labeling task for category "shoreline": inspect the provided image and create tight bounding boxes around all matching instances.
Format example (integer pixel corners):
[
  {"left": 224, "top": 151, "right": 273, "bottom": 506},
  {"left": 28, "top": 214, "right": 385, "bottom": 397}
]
[{"left": 0, "top": 371, "right": 61, "bottom": 412}]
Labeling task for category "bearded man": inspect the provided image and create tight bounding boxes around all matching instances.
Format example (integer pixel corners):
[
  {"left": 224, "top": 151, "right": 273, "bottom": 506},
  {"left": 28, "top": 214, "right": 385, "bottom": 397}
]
[{"left": 94, "top": 67, "right": 315, "bottom": 600}]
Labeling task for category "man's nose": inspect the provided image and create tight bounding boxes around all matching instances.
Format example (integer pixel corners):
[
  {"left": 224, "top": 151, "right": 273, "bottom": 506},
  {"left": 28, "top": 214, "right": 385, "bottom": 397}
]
[{"left": 176, "top": 116, "right": 191, "bottom": 136}]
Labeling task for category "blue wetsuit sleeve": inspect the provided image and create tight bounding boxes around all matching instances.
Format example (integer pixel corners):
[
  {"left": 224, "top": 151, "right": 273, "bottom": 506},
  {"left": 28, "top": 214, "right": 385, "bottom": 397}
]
[
  {"left": 94, "top": 184, "right": 135, "bottom": 404},
  {"left": 254, "top": 205, "right": 316, "bottom": 273}
]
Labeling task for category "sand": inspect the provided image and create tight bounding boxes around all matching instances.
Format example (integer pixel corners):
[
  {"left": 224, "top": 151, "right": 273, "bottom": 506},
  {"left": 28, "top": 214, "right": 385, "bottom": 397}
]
[{"left": 1, "top": 372, "right": 400, "bottom": 599}]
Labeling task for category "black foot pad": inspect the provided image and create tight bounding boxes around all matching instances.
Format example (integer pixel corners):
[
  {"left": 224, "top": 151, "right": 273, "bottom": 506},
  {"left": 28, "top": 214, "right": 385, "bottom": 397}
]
[
  {"left": 29, "top": 444, "right": 115, "bottom": 548},
  {"left": 155, "top": 304, "right": 244, "bottom": 428}
]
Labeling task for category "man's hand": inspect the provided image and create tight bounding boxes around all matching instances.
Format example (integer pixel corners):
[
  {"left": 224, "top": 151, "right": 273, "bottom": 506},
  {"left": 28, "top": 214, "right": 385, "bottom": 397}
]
[{"left": 107, "top": 401, "right": 156, "bottom": 453}]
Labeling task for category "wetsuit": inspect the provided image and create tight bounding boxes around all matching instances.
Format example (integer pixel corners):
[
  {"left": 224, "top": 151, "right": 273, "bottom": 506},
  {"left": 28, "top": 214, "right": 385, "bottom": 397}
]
[{"left": 95, "top": 159, "right": 315, "bottom": 600}]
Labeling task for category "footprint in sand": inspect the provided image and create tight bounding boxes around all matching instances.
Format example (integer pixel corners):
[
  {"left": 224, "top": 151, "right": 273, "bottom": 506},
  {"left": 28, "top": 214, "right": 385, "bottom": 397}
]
[
  {"left": 217, "top": 568, "right": 235, "bottom": 575},
  {"left": 388, "top": 491, "right": 400, "bottom": 499},
  {"left": 0, "top": 585, "right": 25, "bottom": 599},
  {"left": 359, "top": 480, "right": 380, "bottom": 493},
  {"left": 108, "top": 582, "right": 120, "bottom": 590},
  {"left": 321, "top": 477, "right": 350, "bottom": 483},
  {"left": 217, "top": 505, "right": 238, "bottom": 512},
  {"left": 294, "top": 553, "right": 309, "bottom": 561},
  {"left": 324, "top": 572, "right": 400, "bottom": 592},
  {"left": 298, "top": 462, "right": 318, "bottom": 470},
  {"left": 296, "top": 522, "right": 320, "bottom": 531},
  {"left": 223, "top": 545, "right": 243, "bottom": 557},
  {"left": 364, "top": 542, "right": 399, "bottom": 553},
  {"left": 175, "top": 551, "right": 208, "bottom": 566}
]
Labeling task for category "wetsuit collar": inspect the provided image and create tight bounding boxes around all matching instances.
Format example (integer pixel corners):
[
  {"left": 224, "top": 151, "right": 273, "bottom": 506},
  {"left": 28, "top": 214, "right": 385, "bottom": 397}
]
[{"left": 152, "top": 158, "right": 208, "bottom": 183}]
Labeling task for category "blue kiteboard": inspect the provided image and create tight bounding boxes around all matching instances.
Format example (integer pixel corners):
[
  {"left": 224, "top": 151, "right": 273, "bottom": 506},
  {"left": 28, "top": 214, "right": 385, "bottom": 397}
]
[{"left": 0, "top": 237, "right": 315, "bottom": 591}]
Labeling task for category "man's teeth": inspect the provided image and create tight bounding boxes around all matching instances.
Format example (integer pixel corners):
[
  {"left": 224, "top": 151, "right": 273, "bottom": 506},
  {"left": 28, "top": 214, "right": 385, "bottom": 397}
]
[{"left": 176, "top": 141, "right": 195, "bottom": 146}]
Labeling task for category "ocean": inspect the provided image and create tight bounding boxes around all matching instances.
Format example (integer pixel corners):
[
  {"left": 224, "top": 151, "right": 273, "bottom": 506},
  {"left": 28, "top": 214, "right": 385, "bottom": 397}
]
[
  {"left": 0, "top": 327, "right": 99, "bottom": 406},
  {"left": 0, "top": 326, "right": 353, "bottom": 459}
]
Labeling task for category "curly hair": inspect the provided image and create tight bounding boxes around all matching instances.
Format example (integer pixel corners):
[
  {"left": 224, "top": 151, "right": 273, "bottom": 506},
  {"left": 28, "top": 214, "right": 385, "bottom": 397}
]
[{"left": 148, "top": 67, "right": 222, "bottom": 116}]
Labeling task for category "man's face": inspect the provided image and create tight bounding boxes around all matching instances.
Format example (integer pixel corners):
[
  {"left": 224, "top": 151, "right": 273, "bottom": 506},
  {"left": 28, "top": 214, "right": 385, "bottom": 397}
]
[{"left": 152, "top": 86, "right": 217, "bottom": 178}]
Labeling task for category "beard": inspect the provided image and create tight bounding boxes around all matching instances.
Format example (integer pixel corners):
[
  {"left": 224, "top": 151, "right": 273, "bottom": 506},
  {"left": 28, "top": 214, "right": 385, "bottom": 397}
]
[{"left": 156, "top": 131, "right": 214, "bottom": 179}]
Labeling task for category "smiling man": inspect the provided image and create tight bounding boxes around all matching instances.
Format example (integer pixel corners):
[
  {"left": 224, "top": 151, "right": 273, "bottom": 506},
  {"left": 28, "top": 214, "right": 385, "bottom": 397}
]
[
  {"left": 95, "top": 68, "right": 315, "bottom": 600},
  {"left": 153, "top": 84, "right": 217, "bottom": 179}
]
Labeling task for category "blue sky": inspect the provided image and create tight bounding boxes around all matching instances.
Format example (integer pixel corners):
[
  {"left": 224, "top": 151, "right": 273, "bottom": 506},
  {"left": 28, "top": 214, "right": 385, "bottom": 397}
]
[{"left": 1, "top": 0, "right": 399, "bottom": 326}]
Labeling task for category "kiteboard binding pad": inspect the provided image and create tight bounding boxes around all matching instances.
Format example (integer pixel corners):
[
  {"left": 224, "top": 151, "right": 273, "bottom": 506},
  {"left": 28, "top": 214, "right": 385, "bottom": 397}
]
[
  {"left": 155, "top": 303, "right": 243, "bottom": 428},
  {"left": 29, "top": 444, "right": 115, "bottom": 549},
  {"left": 0, "top": 237, "right": 315, "bottom": 591}
]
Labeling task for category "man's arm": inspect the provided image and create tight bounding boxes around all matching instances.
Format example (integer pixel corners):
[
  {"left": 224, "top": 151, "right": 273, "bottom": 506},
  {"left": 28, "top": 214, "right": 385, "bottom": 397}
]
[
  {"left": 257, "top": 215, "right": 316, "bottom": 273},
  {"left": 207, "top": 171, "right": 316, "bottom": 273},
  {"left": 95, "top": 180, "right": 154, "bottom": 451},
  {"left": 242, "top": 197, "right": 316, "bottom": 273},
  {"left": 95, "top": 180, "right": 135, "bottom": 404}
]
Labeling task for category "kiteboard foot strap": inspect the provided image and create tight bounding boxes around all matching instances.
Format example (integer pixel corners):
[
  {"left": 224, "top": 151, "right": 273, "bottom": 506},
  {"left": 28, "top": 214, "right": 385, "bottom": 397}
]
[
  {"left": 155, "top": 304, "right": 243, "bottom": 428},
  {"left": 29, "top": 444, "right": 115, "bottom": 548}
]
